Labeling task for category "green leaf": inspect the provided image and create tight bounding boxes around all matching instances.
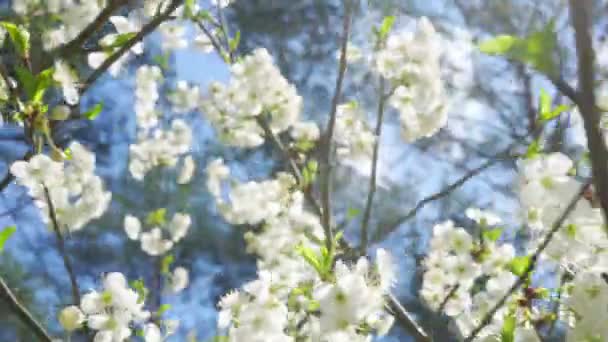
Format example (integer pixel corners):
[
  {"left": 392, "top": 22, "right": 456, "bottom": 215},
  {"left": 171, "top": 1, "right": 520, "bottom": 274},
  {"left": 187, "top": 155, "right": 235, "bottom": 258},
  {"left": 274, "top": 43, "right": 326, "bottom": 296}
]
[
  {"left": 378, "top": 16, "right": 396, "bottom": 40},
  {"left": 0, "top": 226, "right": 17, "bottom": 252},
  {"left": 153, "top": 52, "right": 170, "bottom": 70},
  {"left": 229, "top": 30, "right": 241, "bottom": 52},
  {"left": 482, "top": 228, "right": 503, "bottom": 242},
  {"left": 500, "top": 313, "right": 516, "bottom": 342},
  {"left": 478, "top": 22, "right": 557, "bottom": 77},
  {"left": 542, "top": 104, "right": 571, "bottom": 122},
  {"left": 509, "top": 256, "right": 531, "bottom": 276},
  {"left": 525, "top": 140, "right": 541, "bottom": 159},
  {"left": 296, "top": 244, "right": 323, "bottom": 276},
  {"left": 346, "top": 207, "right": 361, "bottom": 220},
  {"left": 161, "top": 254, "right": 174, "bottom": 275},
  {"left": 538, "top": 89, "right": 571, "bottom": 122},
  {"left": 15, "top": 66, "right": 36, "bottom": 99},
  {"left": 478, "top": 35, "right": 517, "bottom": 54},
  {"left": 146, "top": 208, "right": 167, "bottom": 226},
  {"left": 82, "top": 102, "right": 103, "bottom": 120},
  {"left": 0, "top": 22, "right": 30, "bottom": 57},
  {"left": 539, "top": 89, "right": 551, "bottom": 117},
  {"left": 183, "top": 0, "right": 196, "bottom": 18},
  {"left": 102, "top": 32, "right": 136, "bottom": 51},
  {"left": 157, "top": 303, "right": 171, "bottom": 316},
  {"left": 32, "top": 67, "right": 55, "bottom": 103},
  {"left": 565, "top": 223, "right": 577, "bottom": 238},
  {"left": 130, "top": 279, "right": 148, "bottom": 304}
]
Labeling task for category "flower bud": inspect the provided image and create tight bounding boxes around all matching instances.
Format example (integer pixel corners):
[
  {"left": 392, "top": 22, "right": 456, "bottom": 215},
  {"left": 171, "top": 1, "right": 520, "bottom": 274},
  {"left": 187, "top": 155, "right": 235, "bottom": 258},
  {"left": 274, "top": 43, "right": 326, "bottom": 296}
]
[
  {"left": 58, "top": 305, "right": 83, "bottom": 332},
  {"left": 50, "top": 105, "right": 70, "bottom": 121}
]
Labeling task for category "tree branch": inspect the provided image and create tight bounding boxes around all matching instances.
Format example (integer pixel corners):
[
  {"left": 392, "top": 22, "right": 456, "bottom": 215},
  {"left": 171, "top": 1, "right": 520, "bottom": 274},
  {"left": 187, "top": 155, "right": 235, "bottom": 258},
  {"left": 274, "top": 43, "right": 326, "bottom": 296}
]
[
  {"left": 0, "top": 276, "right": 53, "bottom": 342},
  {"left": 464, "top": 183, "right": 588, "bottom": 341},
  {"left": 319, "top": 0, "right": 352, "bottom": 251},
  {"left": 360, "top": 77, "right": 387, "bottom": 253},
  {"left": 568, "top": 0, "right": 608, "bottom": 226},
  {"left": 43, "top": 186, "right": 81, "bottom": 306},
  {"left": 372, "top": 147, "right": 515, "bottom": 243},
  {"left": 81, "top": 0, "right": 181, "bottom": 94},
  {"left": 386, "top": 293, "right": 430, "bottom": 342}
]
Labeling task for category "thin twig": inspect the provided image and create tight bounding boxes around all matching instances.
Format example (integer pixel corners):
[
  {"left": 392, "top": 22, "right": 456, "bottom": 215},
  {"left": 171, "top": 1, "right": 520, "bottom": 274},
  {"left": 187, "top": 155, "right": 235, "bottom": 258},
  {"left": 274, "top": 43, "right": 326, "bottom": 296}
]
[
  {"left": 568, "top": 0, "right": 608, "bottom": 227},
  {"left": 438, "top": 284, "right": 460, "bottom": 313},
  {"left": 360, "top": 77, "right": 387, "bottom": 253},
  {"left": 81, "top": 0, "right": 181, "bottom": 94},
  {"left": 0, "top": 276, "right": 53, "bottom": 342},
  {"left": 319, "top": 0, "right": 353, "bottom": 251},
  {"left": 43, "top": 186, "right": 81, "bottom": 306},
  {"left": 372, "top": 147, "right": 515, "bottom": 243},
  {"left": 464, "top": 183, "right": 588, "bottom": 341},
  {"left": 386, "top": 293, "right": 431, "bottom": 342}
]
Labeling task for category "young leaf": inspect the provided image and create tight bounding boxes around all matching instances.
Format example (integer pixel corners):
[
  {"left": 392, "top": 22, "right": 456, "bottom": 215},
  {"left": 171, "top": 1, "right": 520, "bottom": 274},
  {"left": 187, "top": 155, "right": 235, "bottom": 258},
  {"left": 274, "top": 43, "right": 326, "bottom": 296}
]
[
  {"left": 296, "top": 244, "right": 323, "bottom": 276},
  {"left": 0, "top": 22, "right": 30, "bottom": 57},
  {"left": 500, "top": 313, "right": 516, "bottom": 342},
  {"left": 378, "top": 16, "right": 396, "bottom": 40},
  {"left": 482, "top": 227, "right": 503, "bottom": 242},
  {"left": 102, "top": 32, "right": 136, "bottom": 51},
  {"left": 83, "top": 102, "right": 103, "bottom": 120},
  {"left": 509, "top": 256, "right": 531, "bottom": 277},
  {"left": 130, "top": 279, "right": 148, "bottom": 304},
  {"left": 525, "top": 140, "right": 541, "bottom": 159},
  {"left": 15, "top": 66, "right": 36, "bottom": 99},
  {"left": 157, "top": 303, "right": 171, "bottom": 316},
  {"left": 478, "top": 35, "right": 517, "bottom": 55},
  {"left": 161, "top": 254, "right": 175, "bottom": 275},
  {"left": 229, "top": 30, "right": 241, "bottom": 52},
  {"left": 346, "top": 207, "right": 360, "bottom": 220},
  {"left": 0, "top": 226, "right": 17, "bottom": 252},
  {"left": 32, "top": 67, "right": 55, "bottom": 103},
  {"left": 146, "top": 208, "right": 167, "bottom": 226},
  {"left": 539, "top": 89, "right": 551, "bottom": 117}
]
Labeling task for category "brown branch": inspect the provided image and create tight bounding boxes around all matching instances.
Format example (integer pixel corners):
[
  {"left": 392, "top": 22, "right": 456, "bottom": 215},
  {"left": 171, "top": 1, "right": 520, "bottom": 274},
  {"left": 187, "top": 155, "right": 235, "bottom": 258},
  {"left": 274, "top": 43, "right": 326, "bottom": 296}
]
[
  {"left": 53, "top": 0, "right": 130, "bottom": 60},
  {"left": 43, "top": 186, "right": 80, "bottom": 306},
  {"left": 0, "top": 276, "right": 53, "bottom": 342},
  {"left": 360, "top": 77, "right": 387, "bottom": 253},
  {"left": 81, "top": 0, "right": 181, "bottom": 94},
  {"left": 386, "top": 293, "right": 431, "bottom": 342},
  {"left": 372, "top": 147, "right": 515, "bottom": 243},
  {"left": 568, "top": 0, "right": 608, "bottom": 227},
  {"left": 319, "top": 0, "right": 352, "bottom": 251},
  {"left": 464, "top": 183, "right": 588, "bottom": 341}
]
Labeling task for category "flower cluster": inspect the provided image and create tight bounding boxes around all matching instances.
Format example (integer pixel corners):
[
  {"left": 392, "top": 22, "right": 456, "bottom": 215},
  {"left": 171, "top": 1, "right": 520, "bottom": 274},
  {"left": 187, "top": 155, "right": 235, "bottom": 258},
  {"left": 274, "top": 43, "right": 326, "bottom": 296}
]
[
  {"left": 123, "top": 210, "right": 191, "bottom": 256},
  {"left": 67, "top": 272, "right": 151, "bottom": 341},
  {"left": 375, "top": 17, "right": 447, "bottom": 142},
  {"left": 11, "top": 142, "right": 111, "bottom": 232},
  {"left": 19, "top": 0, "right": 104, "bottom": 51},
  {"left": 207, "top": 159, "right": 396, "bottom": 340},
  {"left": 333, "top": 102, "right": 376, "bottom": 159},
  {"left": 128, "top": 65, "right": 194, "bottom": 182},
  {"left": 200, "top": 48, "right": 303, "bottom": 148},
  {"left": 421, "top": 216, "right": 523, "bottom": 340},
  {"left": 88, "top": 14, "right": 144, "bottom": 77},
  {"left": 217, "top": 252, "right": 396, "bottom": 342},
  {"left": 206, "top": 158, "right": 296, "bottom": 225},
  {"left": 517, "top": 152, "right": 608, "bottom": 340}
]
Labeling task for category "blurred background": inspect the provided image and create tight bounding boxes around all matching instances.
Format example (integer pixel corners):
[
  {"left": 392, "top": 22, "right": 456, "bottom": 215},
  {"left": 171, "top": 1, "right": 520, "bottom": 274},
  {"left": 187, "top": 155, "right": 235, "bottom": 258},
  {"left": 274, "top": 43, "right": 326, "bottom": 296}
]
[{"left": 0, "top": 0, "right": 606, "bottom": 340}]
